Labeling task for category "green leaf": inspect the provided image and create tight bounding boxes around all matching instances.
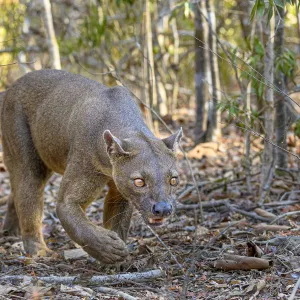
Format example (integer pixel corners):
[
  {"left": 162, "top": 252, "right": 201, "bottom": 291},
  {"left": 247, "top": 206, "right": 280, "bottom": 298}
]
[
  {"left": 250, "top": 0, "right": 259, "bottom": 21},
  {"left": 257, "top": 0, "right": 266, "bottom": 18},
  {"left": 274, "top": 0, "right": 285, "bottom": 8}
]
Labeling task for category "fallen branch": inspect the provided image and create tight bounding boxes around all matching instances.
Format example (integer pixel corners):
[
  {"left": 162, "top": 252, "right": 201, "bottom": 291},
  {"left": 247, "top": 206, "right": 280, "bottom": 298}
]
[
  {"left": 264, "top": 200, "right": 300, "bottom": 207},
  {"left": 213, "top": 254, "right": 272, "bottom": 271},
  {"left": 96, "top": 287, "right": 136, "bottom": 300},
  {"left": 0, "top": 269, "right": 165, "bottom": 285},
  {"left": 178, "top": 200, "right": 299, "bottom": 211},
  {"left": 177, "top": 172, "right": 260, "bottom": 200},
  {"left": 253, "top": 224, "right": 290, "bottom": 233},
  {"left": 176, "top": 199, "right": 230, "bottom": 210},
  {"left": 288, "top": 276, "right": 300, "bottom": 300},
  {"left": 146, "top": 225, "right": 185, "bottom": 275},
  {"left": 225, "top": 204, "right": 270, "bottom": 222},
  {"left": 270, "top": 211, "right": 300, "bottom": 224}
]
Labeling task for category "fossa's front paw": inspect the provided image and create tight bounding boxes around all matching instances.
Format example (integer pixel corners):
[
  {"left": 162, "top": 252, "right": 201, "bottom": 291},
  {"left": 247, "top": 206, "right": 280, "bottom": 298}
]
[{"left": 82, "top": 227, "right": 128, "bottom": 264}]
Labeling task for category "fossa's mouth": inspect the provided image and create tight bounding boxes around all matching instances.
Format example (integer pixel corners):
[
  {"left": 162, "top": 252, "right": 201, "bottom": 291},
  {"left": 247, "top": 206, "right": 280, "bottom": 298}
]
[{"left": 148, "top": 217, "right": 165, "bottom": 226}]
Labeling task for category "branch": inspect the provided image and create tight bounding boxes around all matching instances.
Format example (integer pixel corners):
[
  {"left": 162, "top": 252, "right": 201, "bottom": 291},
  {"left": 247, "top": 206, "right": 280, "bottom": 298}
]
[
  {"left": 95, "top": 287, "right": 136, "bottom": 300},
  {"left": 270, "top": 211, "right": 300, "bottom": 225},
  {"left": 0, "top": 269, "right": 165, "bottom": 285},
  {"left": 289, "top": 276, "right": 300, "bottom": 300}
]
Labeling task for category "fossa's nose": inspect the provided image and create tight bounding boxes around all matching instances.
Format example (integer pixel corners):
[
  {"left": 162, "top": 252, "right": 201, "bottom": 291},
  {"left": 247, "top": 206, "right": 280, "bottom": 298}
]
[{"left": 152, "top": 201, "right": 172, "bottom": 217}]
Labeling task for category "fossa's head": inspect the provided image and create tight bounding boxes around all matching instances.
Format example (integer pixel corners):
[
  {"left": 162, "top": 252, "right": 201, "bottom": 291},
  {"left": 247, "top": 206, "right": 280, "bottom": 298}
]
[{"left": 103, "top": 129, "right": 182, "bottom": 226}]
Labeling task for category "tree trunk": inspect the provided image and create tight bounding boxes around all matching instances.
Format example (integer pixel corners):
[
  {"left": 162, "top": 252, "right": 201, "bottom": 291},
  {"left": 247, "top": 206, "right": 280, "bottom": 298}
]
[
  {"left": 156, "top": 1, "right": 169, "bottom": 117},
  {"left": 259, "top": 15, "right": 275, "bottom": 204},
  {"left": 169, "top": 0, "right": 180, "bottom": 116},
  {"left": 205, "top": 0, "right": 221, "bottom": 142},
  {"left": 194, "top": 1, "right": 209, "bottom": 143},
  {"left": 296, "top": 2, "right": 300, "bottom": 53},
  {"left": 274, "top": 7, "right": 288, "bottom": 168},
  {"left": 244, "top": 16, "right": 256, "bottom": 194},
  {"left": 145, "top": 0, "right": 159, "bottom": 133},
  {"left": 142, "top": 0, "right": 154, "bottom": 132},
  {"left": 41, "top": 0, "right": 61, "bottom": 69},
  {"left": 237, "top": 0, "right": 252, "bottom": 41}
]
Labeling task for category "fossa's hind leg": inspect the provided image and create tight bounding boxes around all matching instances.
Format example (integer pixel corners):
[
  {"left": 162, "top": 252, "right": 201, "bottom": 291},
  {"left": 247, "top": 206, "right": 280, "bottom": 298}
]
[
  {"left": 2, "top": 194, "right": 20, "bottom": 236},
  {"left": 1, "top": 105, "right": 52, "bottom": 255}
]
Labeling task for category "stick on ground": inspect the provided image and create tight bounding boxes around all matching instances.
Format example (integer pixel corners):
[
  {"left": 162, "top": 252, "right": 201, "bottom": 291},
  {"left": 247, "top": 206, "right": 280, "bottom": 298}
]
[
  {"left": 96, "top": 287, "right": 136, "bottom": 300},
  {"left": 0, "top": 269, "right": 165, "bottom": 285}
]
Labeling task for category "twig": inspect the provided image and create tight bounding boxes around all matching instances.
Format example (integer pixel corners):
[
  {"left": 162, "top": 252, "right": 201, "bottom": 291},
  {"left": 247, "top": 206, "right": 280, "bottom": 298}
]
[
  {"left": 288, "top": 276, "right": 300, "bottom": 300},
  {"left": 178, "top": 172, "right": 260, "bottom": 200},
  {"left": 264, "top": 200, "right": 300, "bottom": 207},
  {"left": 0, "top": 269, "right": 165, "bottom": 285},
  {"left": 270, "top": 211, "right": 300, "bottom": 225},
  {"left": 178, "top": 182, "right": 209, "bottom": 200},
  {"left": 146, "top": 225, "right": 185, "bottom": 275},
  {"left": 95, "top": 287, "right": 136, "bottom": 300},
  {"left": 204, "top": 222, "right": 236, "bottom": 249},
  {"left": 225, "top": 203, "right": 270, "bottom": 222},
  {"left": 231, "top": 122, "right": 300, "bottom": 161},
  {"left": 0, "top": 60, "right": 36, "bottom": 67},
  {"left": 278, "top": 191, "right": 300, "bottom": 202},
  {"left": 176, "top": 199, "right": 230, "bottom": 210}
]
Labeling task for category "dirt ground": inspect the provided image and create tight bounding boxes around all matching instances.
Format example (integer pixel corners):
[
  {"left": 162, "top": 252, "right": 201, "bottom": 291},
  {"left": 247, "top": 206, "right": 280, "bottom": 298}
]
[{"left": 0, "top": 124, "right": 300, "bottom": 299}]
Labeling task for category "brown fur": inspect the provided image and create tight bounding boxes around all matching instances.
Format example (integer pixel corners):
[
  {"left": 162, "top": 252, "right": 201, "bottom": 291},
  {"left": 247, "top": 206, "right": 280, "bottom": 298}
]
[{"left": 0, "top": 70, "right": 182, "bottom": 264}]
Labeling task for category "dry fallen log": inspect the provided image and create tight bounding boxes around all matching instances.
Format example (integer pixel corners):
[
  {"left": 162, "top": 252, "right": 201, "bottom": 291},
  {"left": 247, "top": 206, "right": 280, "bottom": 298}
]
[
  {"left": 213, "top": 254, "right": 272, "bottom": 271},
  {"left": 0, "top": 269, "right": 165, "bottom": 285}
]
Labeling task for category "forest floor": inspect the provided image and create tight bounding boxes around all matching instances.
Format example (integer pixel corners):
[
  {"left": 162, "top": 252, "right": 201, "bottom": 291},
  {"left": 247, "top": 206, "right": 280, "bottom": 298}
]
[{"left": 0, "top": 116, "right": 300, "bottom": 299}]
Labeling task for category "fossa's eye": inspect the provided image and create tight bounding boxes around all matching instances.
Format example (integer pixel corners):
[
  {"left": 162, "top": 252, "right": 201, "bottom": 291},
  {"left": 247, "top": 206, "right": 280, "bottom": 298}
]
[
  {"left": 134, "top": 178, "right": 145, "bottom": 187},
  {"left": 170, "top": 177, "right": 179, "bottom": 186}
]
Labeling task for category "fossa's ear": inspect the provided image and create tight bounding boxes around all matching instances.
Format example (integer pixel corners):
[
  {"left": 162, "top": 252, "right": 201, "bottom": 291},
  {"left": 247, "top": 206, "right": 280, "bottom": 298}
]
[
  {"left": 162, "top": 128, "right": 183, "bottom": 152},
  {"left": 103, "top": 130, "right": 130, "bottom": 158}
]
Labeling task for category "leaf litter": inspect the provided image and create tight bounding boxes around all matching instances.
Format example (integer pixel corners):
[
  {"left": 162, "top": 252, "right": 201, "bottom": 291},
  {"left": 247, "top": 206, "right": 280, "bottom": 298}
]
[{"left": 0, "top": 120, "right": 300, "bottom": 299}]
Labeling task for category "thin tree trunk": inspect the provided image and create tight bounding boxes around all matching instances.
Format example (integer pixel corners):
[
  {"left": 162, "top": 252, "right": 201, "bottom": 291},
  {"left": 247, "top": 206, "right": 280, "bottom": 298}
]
[
  {"left": 274, "top": 7, "right": 288, "bottom": 168},
  {"left": 205, "top": 0, "right": 221, "bottom": 142},
  {"left": 142, "top": 1, "right": 154, "bottom": 132},
  {"left": 244, "top": 5, "right": 256, "bottom": 194},
  {"left": 170, "top": 0, "right": 179, "bottom": 116},
  {"left": 194, "top": 1, "right": 209, "bottom": 144},
  {"left": 296, "top": 2, "right": 300, "bottom": 53},
  {"left": 145, "top": 0, "right": 159, "bottom": 134},
  {"left": 41, "top": 0, "right": 61, "bottom": 69},
  {"left": 259, "top": 15, "right": 275, "bottom": 204},
  {"left": 156, "top": 1, "right": 169, "bottom": 117},
  {"left": 18, "top": 2, "right": 32, "bottom": 74}
]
